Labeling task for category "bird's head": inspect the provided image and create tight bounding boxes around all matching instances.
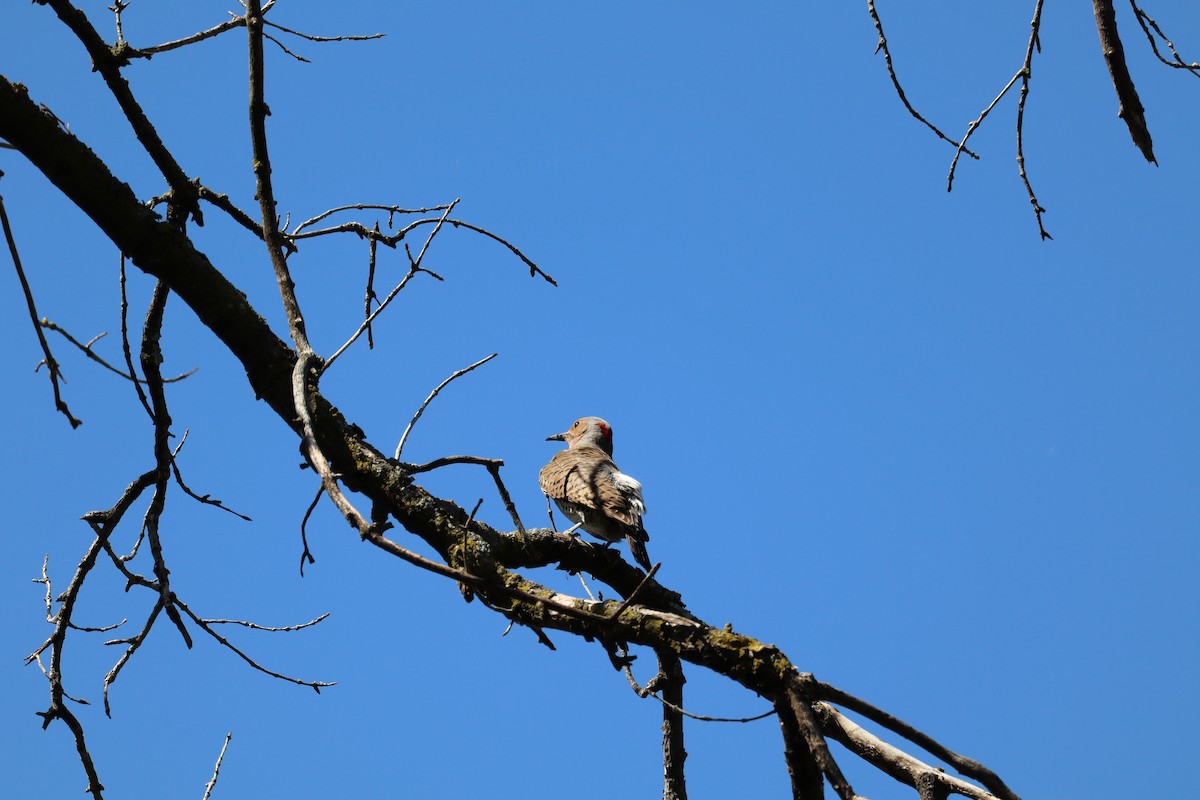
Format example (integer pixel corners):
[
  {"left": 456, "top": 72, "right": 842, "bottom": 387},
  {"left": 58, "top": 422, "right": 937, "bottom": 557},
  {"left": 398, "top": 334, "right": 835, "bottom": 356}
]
[{"left": 546, "top": 416, "right": 614, "bottom": 456}]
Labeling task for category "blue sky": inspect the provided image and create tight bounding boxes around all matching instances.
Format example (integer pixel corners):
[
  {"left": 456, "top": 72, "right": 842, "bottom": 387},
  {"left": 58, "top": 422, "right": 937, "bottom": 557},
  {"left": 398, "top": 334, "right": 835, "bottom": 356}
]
[{"left": 2, "top": 2, "right": 1197, "bottom": 798}]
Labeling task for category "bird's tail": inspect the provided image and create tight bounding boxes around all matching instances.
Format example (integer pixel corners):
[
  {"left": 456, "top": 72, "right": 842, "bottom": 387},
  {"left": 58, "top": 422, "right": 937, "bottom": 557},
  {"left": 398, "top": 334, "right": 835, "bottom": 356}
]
[{"left": 627, "top": 533, "right": 652, "bottom": 571}]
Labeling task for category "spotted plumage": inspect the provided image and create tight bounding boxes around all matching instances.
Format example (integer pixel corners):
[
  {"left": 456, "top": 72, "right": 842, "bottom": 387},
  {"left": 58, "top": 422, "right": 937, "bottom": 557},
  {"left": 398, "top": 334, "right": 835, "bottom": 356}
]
[{"left": 539, "top": 416, "right": 652, "bottom": 571}]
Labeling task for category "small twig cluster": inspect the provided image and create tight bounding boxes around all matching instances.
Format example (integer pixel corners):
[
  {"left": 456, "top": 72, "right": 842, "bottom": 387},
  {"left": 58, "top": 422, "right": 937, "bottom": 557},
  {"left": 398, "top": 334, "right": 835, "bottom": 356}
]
[{"left": 869, "top": 0, "right": 1196, "bottom": 240}]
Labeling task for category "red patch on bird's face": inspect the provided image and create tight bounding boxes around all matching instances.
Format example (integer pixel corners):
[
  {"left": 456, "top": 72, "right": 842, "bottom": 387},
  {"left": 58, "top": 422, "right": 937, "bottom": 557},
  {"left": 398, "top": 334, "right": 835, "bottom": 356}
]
[{"left": 598, "top": 423, "right": 610, "bottom": 437}]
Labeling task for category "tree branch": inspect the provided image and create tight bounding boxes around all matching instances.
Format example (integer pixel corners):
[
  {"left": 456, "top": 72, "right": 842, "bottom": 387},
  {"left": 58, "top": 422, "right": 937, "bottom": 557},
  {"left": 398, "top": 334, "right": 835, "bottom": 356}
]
[{"left": 1093, "top": 0, "right": 1157, "bottom": 162}]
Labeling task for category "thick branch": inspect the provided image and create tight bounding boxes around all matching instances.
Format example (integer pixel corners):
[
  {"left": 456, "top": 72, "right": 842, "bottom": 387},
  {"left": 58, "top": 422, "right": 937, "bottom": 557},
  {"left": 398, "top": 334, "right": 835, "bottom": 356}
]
[{"left": 38, "top": 0, "right": 202, "bottom": 222}]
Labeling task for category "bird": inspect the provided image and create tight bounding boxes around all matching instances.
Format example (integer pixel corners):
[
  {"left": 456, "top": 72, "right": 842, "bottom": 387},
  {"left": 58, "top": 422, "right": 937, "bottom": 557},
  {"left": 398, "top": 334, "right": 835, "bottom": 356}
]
[{"left": 539, "top": 416, "right": 652, "bottom": 571}]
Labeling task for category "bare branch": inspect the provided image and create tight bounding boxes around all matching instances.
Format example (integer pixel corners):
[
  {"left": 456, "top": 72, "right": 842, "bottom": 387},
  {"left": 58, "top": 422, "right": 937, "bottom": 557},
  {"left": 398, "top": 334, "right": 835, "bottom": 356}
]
[
  {"left": 1017, "top": 0, "right": 1052, "bottom": 240},
  {"left": 40, "top": 320, "right": 198, "bottom": 384},
  {"left": 815, "top": 680, "right": 1021, "bottom": 800},
  {"left": 394, "top": 352, "right": 497, "bottom": 460},
  {"left": 139, "top": 281, "right": 194, "bottom": 649},
  {"left": 108, "top": 0, "right": 128, "bottom": 45},
  {"left": 785, "top": 678, "right": 863, "bottom": 800},
  {"left": 264, "top": 19, "right": 384, "bottom": 44},
  {"left": 39, "top": 0, "right": 201, "bottom": 224},
  {"left": 776, "top": 695, "right": 823, "bottom": 800},
  {"left": 299, "top": 483, "right": 322, "bottom": 575},
  {"left": 1, "top": 191, "right": 82, "bottom": 427},
  {"left": 196, "top": 185, "right": 272, "bottom": 243},
  {"left": 118, "top": 255, "right": 154, "bottom": 420},
  {"left": 816, "top": 702, "right": 1007, "bottom": 800},
  {"left": 867, "top": 0, "right": 978, "bottom": 159},
  {"left": 320, "top": 261, "right": 440, "bottom": 371},
  {"left": 174, "top": 598, "right": 335, "bottom": 692},
  {"left": 201, "top": 733, "right": 233, "bottom": 800},
  {"left": 202, "top": 613, "right": 330, "bottom": 632},
  {"left": 1129, "top": 2, "right": 1200, "bottom": 77},
  {"left": 657, "top": 651, "right": 688, "bottom": 800},
  {"left": 102, "top": 599, "right": 163, "bottom": 717},
  {"left": 293, "top": 352, "right": 372, "bottom": 535},
  {"left": 1093, "top": 0, "right": 1157, "bottom": 162},
  {"left": 165, "top": 430, "right": 253, "bottom": 520},
  {"left": 292, "top": 203, "right": 452, "bottom": 234},
  {"left": 246, "top": 0, "right": 309, "bottom": 350},
  {"left": 947, "top": 73, "right": 1021, "bottom": 192},
  {"left": 26, "top": 538, "right": 110, "bottom": 798},
  {"left": 263, "top": 30, "right": 310, "bottom": 63},
  {"left": 364, "top": 221, "right": 379, "bottom": 349}
]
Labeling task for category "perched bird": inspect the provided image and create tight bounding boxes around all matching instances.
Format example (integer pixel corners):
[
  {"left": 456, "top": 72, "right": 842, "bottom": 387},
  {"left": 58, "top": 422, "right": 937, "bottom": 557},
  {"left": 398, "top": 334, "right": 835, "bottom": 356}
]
[{"left": 539, "top": 416, "right": 652, "bottom": 571}]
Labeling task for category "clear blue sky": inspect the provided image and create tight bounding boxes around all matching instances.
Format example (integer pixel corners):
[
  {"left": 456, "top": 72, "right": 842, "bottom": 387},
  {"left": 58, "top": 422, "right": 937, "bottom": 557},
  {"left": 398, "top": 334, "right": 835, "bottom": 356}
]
[{"left": 2, "top": 3, "right": 1197, "bottom": 798}]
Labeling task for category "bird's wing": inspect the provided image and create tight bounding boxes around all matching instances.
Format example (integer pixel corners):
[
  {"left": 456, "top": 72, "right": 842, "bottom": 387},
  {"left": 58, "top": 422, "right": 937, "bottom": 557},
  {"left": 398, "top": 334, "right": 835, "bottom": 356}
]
[
  {"left": 592, "top": 464, "right": 644, "bottom": 528},
  {"left": 539, "top": 449, "right": 599, "bottom": 509},
  {"left": 540, "top": 447, "right": 643, "bottom": 519}
]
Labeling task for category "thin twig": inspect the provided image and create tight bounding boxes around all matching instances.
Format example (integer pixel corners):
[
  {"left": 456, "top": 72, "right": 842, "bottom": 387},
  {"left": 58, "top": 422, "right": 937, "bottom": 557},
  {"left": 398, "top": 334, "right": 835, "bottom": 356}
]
[
  {"left": 168, "top": 430, "right": 253, "bottom": 520},
  {"left": 947, "top": 71, "right": 1022, "bottom": 192},
  {"left": 607, "top": 562, "right": 661, "bottom": 620},
  {"left": 119, "top": 255, "right": 154, "bottom": 420},
  {"left": 365, "top": 221, "right": 379, "bottom": 349},
  {"left": 485, "top": 461, "right": 527, "bottom": 542},
  {"left": 263, "top": 30, "right": 310, "bottom": 63},
  {"left": 39, "top": 321, "right": 198, "bottom": 384},
  {"left": 867, "top": 0, "right": 978, "bottom": 159},
  {"left": 292, "top": 203, "right": 451, "bottom": 234},
  {"left": 621, "top": 652, "right": 773, "bottom": 724},
  {"left": 1129, "top": 2, "right": 1200, "bottom": 77},
  {"left": 1, "top": 192, "right": 82, "bottom": 428},
  {"left": 320, "top": 262, "right": 439, "bottom": 371},
  {"left": 196, "top": 185, "right": 272, "bottom": 244},
  {"left": 1016, "top": 0, "right": 1052, "bottom": 240},
  {"left": 299, "top": 483, "right": 322, "bottom": 575},
  {"left": 175, "top": 598, "right": 335, "bottom": 692},
  {"left": 138, "top": 1, "right": 276, "bottom": 55},
  {"left": 27, "top": 535, "right": 109, "bottom": 798},
  {"left": 264, "top": 19, "right": 384, "bottom": 43},
  {"left": 102, "top": 600, "right": 163, "bottom": 716},
  {"left": 394, "top": 353, "right": 497, "bottom": 460},
  {"left": 108, "top": 0, "right": 128, "bottom": 44},
  {"left": 201, "top": 733, "right": 233, "bottom": 800},
  {"left": 202, "top": 613, "right": 329, "bottom": 632}
]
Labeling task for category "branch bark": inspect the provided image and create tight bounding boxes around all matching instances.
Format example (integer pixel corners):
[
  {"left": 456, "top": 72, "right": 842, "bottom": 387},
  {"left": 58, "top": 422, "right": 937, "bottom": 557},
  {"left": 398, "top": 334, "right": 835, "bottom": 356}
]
[{"left": 1092, "top": 0, "right": 1157, "bottom": 162}]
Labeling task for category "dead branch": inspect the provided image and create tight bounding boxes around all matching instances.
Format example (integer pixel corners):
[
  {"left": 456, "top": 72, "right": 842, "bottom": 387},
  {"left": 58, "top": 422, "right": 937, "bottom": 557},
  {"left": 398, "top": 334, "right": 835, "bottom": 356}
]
[
  {"left": 866, "top": 0, "right": 978, "bottom": 159},
  {"left": 39, "top": 321, "right": 198, "bottom": 384},
  {"left": 38, "top": 0, "right": 200, "bottom": 224},
  {"left": 1, "top": 191, "right": 82, "bottom": 427},
  {"left": 394, "top": 352, "right": 497, "bottom": 459},
  {"left": 1129, "top": 2, "right": 1200, "bottom": 78},
  {"left": 1093, "top": 0, "right": 1157, "bottom": 162},
  {"left": 656, "top": 651, "right": 688, "bottom": 800},
  {"left": 201, "top": 733, "right": 233, "bottom": 800},
  {"left": 137, "top": 2, "right": 276, "bottom": 55},
  {"left": 1016, "top": 0, "right": 1052, "bottom": 240}
]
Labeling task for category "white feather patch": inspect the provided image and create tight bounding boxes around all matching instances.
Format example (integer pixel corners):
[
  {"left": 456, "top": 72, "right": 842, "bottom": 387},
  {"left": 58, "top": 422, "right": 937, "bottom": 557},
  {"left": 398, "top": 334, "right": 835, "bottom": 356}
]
[{"left": 610, "top": 471, "right": 646, "bottom": 516}]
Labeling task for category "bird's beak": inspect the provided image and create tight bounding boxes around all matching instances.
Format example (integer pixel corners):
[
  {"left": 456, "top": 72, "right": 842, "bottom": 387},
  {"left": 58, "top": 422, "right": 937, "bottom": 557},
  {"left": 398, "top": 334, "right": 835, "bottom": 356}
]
[{"left": 546, "top": 432, "right": 566, "bottom": 442}]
